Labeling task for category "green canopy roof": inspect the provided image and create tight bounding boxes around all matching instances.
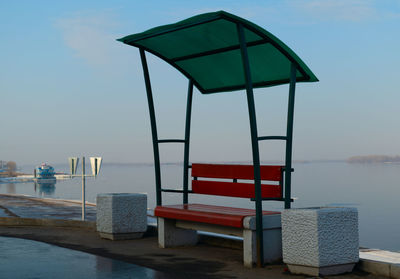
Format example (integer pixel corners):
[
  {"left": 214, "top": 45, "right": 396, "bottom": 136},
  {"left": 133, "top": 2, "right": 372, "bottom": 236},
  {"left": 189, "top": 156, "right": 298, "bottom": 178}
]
[{"left": 118, "top": 11, "right": 318, "bottom": 94}]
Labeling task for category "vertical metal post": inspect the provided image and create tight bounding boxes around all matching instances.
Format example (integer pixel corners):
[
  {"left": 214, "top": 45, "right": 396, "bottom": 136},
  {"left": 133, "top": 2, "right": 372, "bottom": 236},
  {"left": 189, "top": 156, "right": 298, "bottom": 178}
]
[
  {"left": 237, "top": 23, "right": 264, "bottom": 267},
  {"left": 139, "top": 48, "right": 162, "bottom": 206},
  {"left": 284, "top": 63, "right": 297, "bottom": 209},
  {"left": 82, "top": 156, "right": 86, "bottom": 220},
  {"left": 183, "top": 80, "right": 194, "bottom": 204},
  {"left": 94, "top": 158, "right": 98, "bottom": 178}
]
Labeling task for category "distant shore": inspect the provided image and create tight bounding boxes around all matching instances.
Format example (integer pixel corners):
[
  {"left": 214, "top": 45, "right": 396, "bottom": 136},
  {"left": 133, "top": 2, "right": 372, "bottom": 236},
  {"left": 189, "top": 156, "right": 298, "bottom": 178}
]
[{"left": 347, "top": 155, "right": 400, "bottom": 164}]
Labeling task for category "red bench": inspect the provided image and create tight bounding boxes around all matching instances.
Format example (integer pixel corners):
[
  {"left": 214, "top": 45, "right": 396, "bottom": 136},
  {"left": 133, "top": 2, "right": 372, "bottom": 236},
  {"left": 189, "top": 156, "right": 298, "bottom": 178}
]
[
  {"left": 155, "top": 163, "right": 284, "bottom": 267},
  {"left": 155, "top": 163, "right": 283, "bottom": 226}
]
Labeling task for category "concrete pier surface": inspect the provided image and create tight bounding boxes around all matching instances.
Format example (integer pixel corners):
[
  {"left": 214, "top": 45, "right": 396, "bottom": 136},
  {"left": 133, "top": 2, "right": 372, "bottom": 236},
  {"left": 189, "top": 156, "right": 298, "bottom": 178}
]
[
  {"left": 0, "top": 194, "right": 96, "bottom": 221},
  {"left": 0, "top": 194, "right": 396, "bottom": 278}
]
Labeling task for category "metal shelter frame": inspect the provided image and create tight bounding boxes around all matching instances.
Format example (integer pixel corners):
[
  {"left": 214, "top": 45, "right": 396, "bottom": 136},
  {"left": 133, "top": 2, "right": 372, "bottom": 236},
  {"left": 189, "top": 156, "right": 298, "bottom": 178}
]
[{"left": 119, "top": 11, "right": 317, "bottom": 267}]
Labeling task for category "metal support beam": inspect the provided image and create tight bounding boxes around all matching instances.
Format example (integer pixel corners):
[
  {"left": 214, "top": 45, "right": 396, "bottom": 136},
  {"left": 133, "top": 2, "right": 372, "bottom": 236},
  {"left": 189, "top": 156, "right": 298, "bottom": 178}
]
[
  {"left": 158, "top": 139, "right": 186, "bottom": 143},
  {"left": 284, "top": 63, "right": 297, "bottom": 209},
  {"left": 140, "top": 48, "right": 162, "bottom": 206},
  {"left": 237, "top": 23, "right": 264, "bottom": 267},
  {"left": 258, "top": 136, "right": 287, "bottom": 141},
  {"left": 161, "top": 189, "right": 193, "bottom": 193},
  {"left": 183, "top": 80, "right": 194, "bottom": 204},
  {"left": 171, "top": 39, "right": 269, "bottom": 62}
]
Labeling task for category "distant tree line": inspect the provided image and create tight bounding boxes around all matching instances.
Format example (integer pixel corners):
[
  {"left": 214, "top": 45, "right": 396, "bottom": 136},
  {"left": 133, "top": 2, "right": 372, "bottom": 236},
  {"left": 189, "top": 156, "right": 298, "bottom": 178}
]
[
  {"left": 0, "top": 161, "right": 17, "bottom": 177},
  {"left": 347, "top": 155, "right": 400, "bottom": 163}
]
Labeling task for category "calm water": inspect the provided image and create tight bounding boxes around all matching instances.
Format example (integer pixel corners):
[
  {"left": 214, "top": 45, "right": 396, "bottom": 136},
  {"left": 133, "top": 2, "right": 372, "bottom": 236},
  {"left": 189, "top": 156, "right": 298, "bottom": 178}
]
[
  {"left": 1, "top": 162, "right": 399, "bottom": 252},
  {"left": 0, "top": 236, "right": 167, "bottom": 278}
]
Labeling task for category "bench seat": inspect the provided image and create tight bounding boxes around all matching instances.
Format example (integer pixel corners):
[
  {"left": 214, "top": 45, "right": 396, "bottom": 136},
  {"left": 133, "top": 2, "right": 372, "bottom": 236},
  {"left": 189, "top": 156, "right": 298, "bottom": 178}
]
[{"left": 155, "top": 204, "right": 279, "bottom": 228}]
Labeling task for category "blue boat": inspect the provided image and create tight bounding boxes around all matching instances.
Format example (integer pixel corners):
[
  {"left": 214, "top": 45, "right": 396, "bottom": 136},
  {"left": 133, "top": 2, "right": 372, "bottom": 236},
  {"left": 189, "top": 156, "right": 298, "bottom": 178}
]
[{"left": 36, "top": 163, "right": 56, "bottom": 180}]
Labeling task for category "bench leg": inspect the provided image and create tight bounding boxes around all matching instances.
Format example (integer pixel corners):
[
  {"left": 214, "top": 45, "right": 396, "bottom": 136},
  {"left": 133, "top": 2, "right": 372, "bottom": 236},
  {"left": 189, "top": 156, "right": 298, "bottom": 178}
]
[
  {"left": 157, "top": 217, "right": 198, "bottom": 248},
  {"left": 243, "top": 228, "right": 282, "bottom": 267}
]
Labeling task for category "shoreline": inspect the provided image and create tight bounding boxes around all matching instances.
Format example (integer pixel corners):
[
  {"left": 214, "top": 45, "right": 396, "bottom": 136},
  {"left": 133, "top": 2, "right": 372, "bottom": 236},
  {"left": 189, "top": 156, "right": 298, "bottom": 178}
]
[{"left": 0, "top": 174, "right": 72, "bottom": 184}]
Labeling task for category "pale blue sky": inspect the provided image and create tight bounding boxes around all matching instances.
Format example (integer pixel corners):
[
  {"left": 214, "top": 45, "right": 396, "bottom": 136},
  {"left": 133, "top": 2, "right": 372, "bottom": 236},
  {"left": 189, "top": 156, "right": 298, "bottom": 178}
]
[{"left": 1, "top": 0, "right": 399, "bottom": 165}]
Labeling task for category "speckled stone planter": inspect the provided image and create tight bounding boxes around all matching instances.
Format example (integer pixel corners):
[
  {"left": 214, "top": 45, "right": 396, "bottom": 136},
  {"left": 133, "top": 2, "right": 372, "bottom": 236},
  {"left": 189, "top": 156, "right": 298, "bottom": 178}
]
[
  {"left": 282, "top": 207, "right": 359, "bottom": 276},
  {"left": 96, "top": 193, "right": 147, "bottom": 240}
]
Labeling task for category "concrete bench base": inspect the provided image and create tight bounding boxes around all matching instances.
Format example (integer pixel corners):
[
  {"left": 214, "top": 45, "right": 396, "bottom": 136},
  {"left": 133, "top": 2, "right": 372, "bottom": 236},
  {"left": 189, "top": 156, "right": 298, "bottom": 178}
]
[
  {"left": 158, "top": 218, "right": 198, "bottom": 247},
  {"left": 287, "top": 263, "right": 356, "bottom": 276},
  {"left": 99, "top": 232, "right": 144, "bottom": 240},
  {"left": 157, "top": 213, "right": 282, "bottom": 267}
]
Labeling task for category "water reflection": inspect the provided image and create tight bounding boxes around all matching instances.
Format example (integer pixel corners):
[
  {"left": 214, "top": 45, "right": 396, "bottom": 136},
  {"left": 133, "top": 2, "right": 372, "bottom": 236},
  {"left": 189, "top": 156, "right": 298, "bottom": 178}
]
[
  {"left": 34, "top": 180, "right": 56, "bottom": 196},
  {"left": 0, "top": 236, "right": 169, "bottom": 279},
  {"left": 96, "top": 256, "right": 160, "bottom": 278}
]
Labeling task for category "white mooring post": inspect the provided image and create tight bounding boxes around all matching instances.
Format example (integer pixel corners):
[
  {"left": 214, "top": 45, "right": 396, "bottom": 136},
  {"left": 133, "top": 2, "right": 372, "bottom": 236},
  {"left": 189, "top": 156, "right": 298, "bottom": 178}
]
[{"left": 82, "top": 156, "right": 86, "bottom": 220}]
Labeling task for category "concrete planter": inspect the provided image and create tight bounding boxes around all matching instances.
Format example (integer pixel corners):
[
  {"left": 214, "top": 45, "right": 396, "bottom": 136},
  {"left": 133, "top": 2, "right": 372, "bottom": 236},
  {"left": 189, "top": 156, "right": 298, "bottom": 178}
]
[
  {"left": 96, "top": 193, "right": 147, "bottom": 240},
  {"left": 282, "top": 207, "right": 359, "bottom": 276}
]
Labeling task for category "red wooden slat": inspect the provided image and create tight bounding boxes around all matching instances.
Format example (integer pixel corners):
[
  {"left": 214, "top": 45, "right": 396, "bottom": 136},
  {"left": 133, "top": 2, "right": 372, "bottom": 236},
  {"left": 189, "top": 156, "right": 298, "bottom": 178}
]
[
  {"left": 191, "top": 163, "right": 282, "bottom": 181},
  {"left": 192, "top": 180, "right": 282, "bottom": 198},
  {"left": 154, "top": 204, "right": 280, "bottom": 228},
  {"left": 161, "top": 204, "right": 257, "bottom": 215}
]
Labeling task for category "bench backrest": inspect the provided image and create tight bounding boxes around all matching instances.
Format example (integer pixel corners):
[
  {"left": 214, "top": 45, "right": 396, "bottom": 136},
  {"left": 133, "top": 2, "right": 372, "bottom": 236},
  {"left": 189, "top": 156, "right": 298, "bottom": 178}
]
[{"left": 191, "top": 164, "right": 283, "bottom": 199}]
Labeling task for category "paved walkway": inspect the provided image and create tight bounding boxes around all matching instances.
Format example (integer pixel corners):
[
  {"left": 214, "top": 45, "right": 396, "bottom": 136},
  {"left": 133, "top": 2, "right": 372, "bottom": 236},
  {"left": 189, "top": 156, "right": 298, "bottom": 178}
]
[{"left": 0, "top": 194, "right": 96, "bottom": 221}]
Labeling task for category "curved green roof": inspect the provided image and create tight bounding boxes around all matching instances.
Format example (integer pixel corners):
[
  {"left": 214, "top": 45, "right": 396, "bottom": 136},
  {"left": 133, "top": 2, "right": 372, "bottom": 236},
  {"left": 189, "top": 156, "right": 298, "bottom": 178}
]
[{"left": 118, "top": 11, "right": 318, "bottom": 94}]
